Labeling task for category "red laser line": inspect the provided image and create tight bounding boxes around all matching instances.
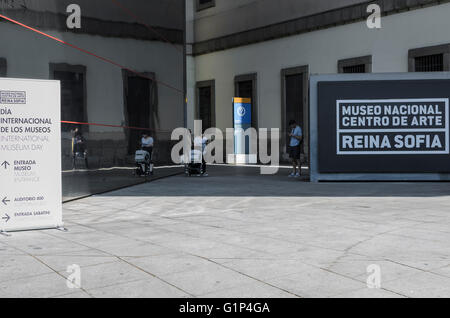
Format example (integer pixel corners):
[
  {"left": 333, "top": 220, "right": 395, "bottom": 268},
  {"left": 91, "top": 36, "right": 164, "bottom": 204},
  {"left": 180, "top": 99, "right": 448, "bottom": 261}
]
[
  {"left": 61, "top": 120, "right": 171, "bottom": 133},
  {"left": 108, "top": 0, "right": 184, "bottom": 54},
  {"left": 0, "top": 13, "right": 184, "bottom": 94}
]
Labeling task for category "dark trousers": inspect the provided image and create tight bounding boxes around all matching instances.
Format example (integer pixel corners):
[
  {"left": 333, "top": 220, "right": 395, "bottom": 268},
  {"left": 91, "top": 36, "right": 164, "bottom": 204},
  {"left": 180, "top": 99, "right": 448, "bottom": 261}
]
[
  {"left": 202, "top": 157, "right": 207, "bottom": 174},
  {"left": 142, "top": 147, "right": 153, "bottom": 162},
  {"left": 142, "top": 147, "right": 153, "bottom": 157}
]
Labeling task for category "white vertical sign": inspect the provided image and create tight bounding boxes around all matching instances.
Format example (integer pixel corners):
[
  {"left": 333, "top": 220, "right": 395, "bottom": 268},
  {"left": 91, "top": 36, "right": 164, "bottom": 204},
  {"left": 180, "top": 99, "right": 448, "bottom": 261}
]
[{"left": 0, "top": 78, "right": 62, "bottom": 232}]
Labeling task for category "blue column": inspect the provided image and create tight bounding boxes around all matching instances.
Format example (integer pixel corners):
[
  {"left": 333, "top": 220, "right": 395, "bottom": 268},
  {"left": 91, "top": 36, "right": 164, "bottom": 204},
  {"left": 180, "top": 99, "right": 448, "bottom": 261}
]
[{"left": 233, "top": 98, "right": 252, "bottom": 156}]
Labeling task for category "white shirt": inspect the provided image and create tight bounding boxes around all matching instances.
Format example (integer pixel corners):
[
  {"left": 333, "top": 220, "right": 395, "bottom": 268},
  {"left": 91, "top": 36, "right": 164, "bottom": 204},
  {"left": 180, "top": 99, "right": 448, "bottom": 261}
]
[
  {"left": 194, "top": 136, "right": 208, "bottom": 153},
  {"left": 141, "top": 136, "right": 154, "bottom": 147}
]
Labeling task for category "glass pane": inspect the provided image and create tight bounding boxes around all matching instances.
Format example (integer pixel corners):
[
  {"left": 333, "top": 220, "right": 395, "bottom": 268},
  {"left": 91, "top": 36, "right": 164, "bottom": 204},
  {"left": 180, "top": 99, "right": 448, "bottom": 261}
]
[{"left": 0, "top": 0, "right": 186, "bottom": 201}]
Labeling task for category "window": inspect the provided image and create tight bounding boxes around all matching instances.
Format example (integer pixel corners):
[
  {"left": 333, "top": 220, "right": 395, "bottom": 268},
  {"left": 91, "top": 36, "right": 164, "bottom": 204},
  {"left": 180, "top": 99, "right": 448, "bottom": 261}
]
[
  {"left": 196, "top": 80, "right": 215, "bottom": 130},
  {"left": 342, "top": 64, "right": 366, "bottom": 74},
  {"left": 0, "top": 58, "right": 6, "bottom": 77},
  {"left": 409, "top": 44, "right": 450, "bottom": 72},
  {"left": 338, "top": 56, "right": 372, "bottom": 73},
  {"left": 50, "top": 63, "right": 87, "bottom": 132},
  {"left": 196, "top": 0, "right": 215, "bottom": 11},
  {"left": 414, "top": 54, "right": 444, "bottom": 72}
]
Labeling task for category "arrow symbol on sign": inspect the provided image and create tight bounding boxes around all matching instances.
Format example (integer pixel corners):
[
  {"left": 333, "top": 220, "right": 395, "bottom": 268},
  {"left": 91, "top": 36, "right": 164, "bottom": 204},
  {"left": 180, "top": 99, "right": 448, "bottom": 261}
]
[
  {"left": 2, "top": 214, "right": 10, "bottom": 223},
  {"left": 2, "top": 197, "right": 10, "bottom": 205},
  {"left": 1, "top": 161, "right": 10, "bottom": 169}
]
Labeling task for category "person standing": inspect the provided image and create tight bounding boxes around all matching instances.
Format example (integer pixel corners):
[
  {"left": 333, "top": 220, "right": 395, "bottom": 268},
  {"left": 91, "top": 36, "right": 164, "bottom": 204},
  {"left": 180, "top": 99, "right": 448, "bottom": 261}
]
[
  {"left": 71, "top": 127, "right": 88, "bottom": 169},
  {"left": 194, "top": 134, "right": 209, "bottom": 176},
  {"left": 288, "top": 120, "right": 303, "bottom": 178},
  {"left": 141, "top": 133, "right": 154, "bottom": 169}
]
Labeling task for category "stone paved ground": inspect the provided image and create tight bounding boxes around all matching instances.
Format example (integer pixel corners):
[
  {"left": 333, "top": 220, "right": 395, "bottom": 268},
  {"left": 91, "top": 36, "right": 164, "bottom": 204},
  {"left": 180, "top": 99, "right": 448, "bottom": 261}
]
[{"left": 1, "top": 166, "right": 450, "bottom": 298}]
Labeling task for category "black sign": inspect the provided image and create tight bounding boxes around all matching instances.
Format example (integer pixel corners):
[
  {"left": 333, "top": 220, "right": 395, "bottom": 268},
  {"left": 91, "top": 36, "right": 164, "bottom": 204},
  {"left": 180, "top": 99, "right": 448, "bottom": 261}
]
[{"left": 318, "top": 80, "right": 450, "bottom": 173}]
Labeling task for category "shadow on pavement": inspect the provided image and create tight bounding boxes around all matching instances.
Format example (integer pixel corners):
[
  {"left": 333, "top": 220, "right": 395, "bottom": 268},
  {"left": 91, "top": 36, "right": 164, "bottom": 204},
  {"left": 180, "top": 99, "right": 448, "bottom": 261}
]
[
  {"left": 95, "top": 165, "right": 450, "bottom": 198},
  {"left": 62, "top": 166, "right": 183, "bottom": 202}
]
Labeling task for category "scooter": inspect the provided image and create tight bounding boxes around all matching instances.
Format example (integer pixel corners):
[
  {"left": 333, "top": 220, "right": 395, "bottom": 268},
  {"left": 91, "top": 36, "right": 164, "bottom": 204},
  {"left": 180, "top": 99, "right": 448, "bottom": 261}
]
[
  {"left": 72, "top": 136, "right": 88, "bottom": 170},
  {"left": 182, "top": 149, "right": 203, "bottom": 176},
  {"left": 135, "top": 147, "right": 153, "bottom": 176}
]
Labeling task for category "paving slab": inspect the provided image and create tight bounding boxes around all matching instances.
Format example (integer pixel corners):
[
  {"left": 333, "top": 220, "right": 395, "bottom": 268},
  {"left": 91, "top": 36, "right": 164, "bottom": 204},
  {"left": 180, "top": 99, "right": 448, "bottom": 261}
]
[
  {"left": 265, "top": 268, "right": 367, "bottom": 298},
  {"left": 0, "top": 273, "right": 69, "bottom": 298},
  {"left": 159, "top": 262, "right": 259, "bottom": 296},
  {"left": 57, "top": 260, "right": 152, "bottom": 291},
  {"left": 382, "top": 272, "right": 450, "bottom": 298},
  {"left": 0, "top": 255, "right": 54, "bottom": 284},
  {"left": 199, "top": 280, "right": 299, "bottom": 298},
  {"left": 87, "top": 277, "right": 190, "bottom": 298}
]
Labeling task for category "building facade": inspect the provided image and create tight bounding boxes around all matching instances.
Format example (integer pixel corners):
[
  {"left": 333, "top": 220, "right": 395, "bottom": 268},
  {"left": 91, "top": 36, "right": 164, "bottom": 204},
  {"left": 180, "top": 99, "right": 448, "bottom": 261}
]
[
  {"left": 1, "top": 0, "right": 186, "bottom": 169},
  {"left": 187, "top": 0, "right": 450, "bottom": 161}
]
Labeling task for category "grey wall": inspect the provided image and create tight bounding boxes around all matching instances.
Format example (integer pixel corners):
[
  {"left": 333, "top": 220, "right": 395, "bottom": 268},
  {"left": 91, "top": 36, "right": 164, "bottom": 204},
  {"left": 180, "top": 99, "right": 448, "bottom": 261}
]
[{"left": 194, "top": 0, "right": 368, "bottom": 42}]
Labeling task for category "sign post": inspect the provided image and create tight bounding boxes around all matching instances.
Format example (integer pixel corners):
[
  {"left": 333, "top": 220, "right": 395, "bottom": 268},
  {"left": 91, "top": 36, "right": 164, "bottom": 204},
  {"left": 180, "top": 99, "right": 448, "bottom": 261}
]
[
  {"left": 0, "top": 78, "right": 63, "bottom": 233},
  {"left": 233, "top": 97, "right": 252, "bottom": 164}
]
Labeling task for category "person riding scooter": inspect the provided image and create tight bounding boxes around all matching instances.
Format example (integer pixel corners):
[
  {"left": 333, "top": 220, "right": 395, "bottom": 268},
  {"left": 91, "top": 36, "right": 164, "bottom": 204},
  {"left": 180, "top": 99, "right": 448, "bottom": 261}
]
[
  {"left": 193, "top": 134, "right": 208, "bottom": 177},
  {"left": 135, "top": 133, "right": 154, "bottom": 176},
  {"left": 71, "top": 127, "right": 88, "bottom": 169}
]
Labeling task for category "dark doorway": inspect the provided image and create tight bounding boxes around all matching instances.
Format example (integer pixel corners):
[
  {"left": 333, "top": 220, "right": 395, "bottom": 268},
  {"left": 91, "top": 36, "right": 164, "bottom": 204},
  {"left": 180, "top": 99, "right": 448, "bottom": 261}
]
[
  {"left": 235, "top": 74, "right": 257, "bottom": 129},
  {"left": 125, "top": 75, "right": 151, "bottom": 154},
  {"left": 0, "top": 58, "right": 6, "bottom": 77},
  {"left": 199, "top": 87, "right": 212, "bottom": 130},
  {"left": 281, "top": 66, "right": 309, "bottom": 162},
  {"left": 285, "top": 74, "right": 304, "bottom": 131},
  {"left": 196, "top": 80, "right": 215, "bottom": 130},
  {"left": 237, "top": 80, "right": 252, "bottom": 100},
  {"left": 50, "top": 64, "right": 87, "bottom": 133}
]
